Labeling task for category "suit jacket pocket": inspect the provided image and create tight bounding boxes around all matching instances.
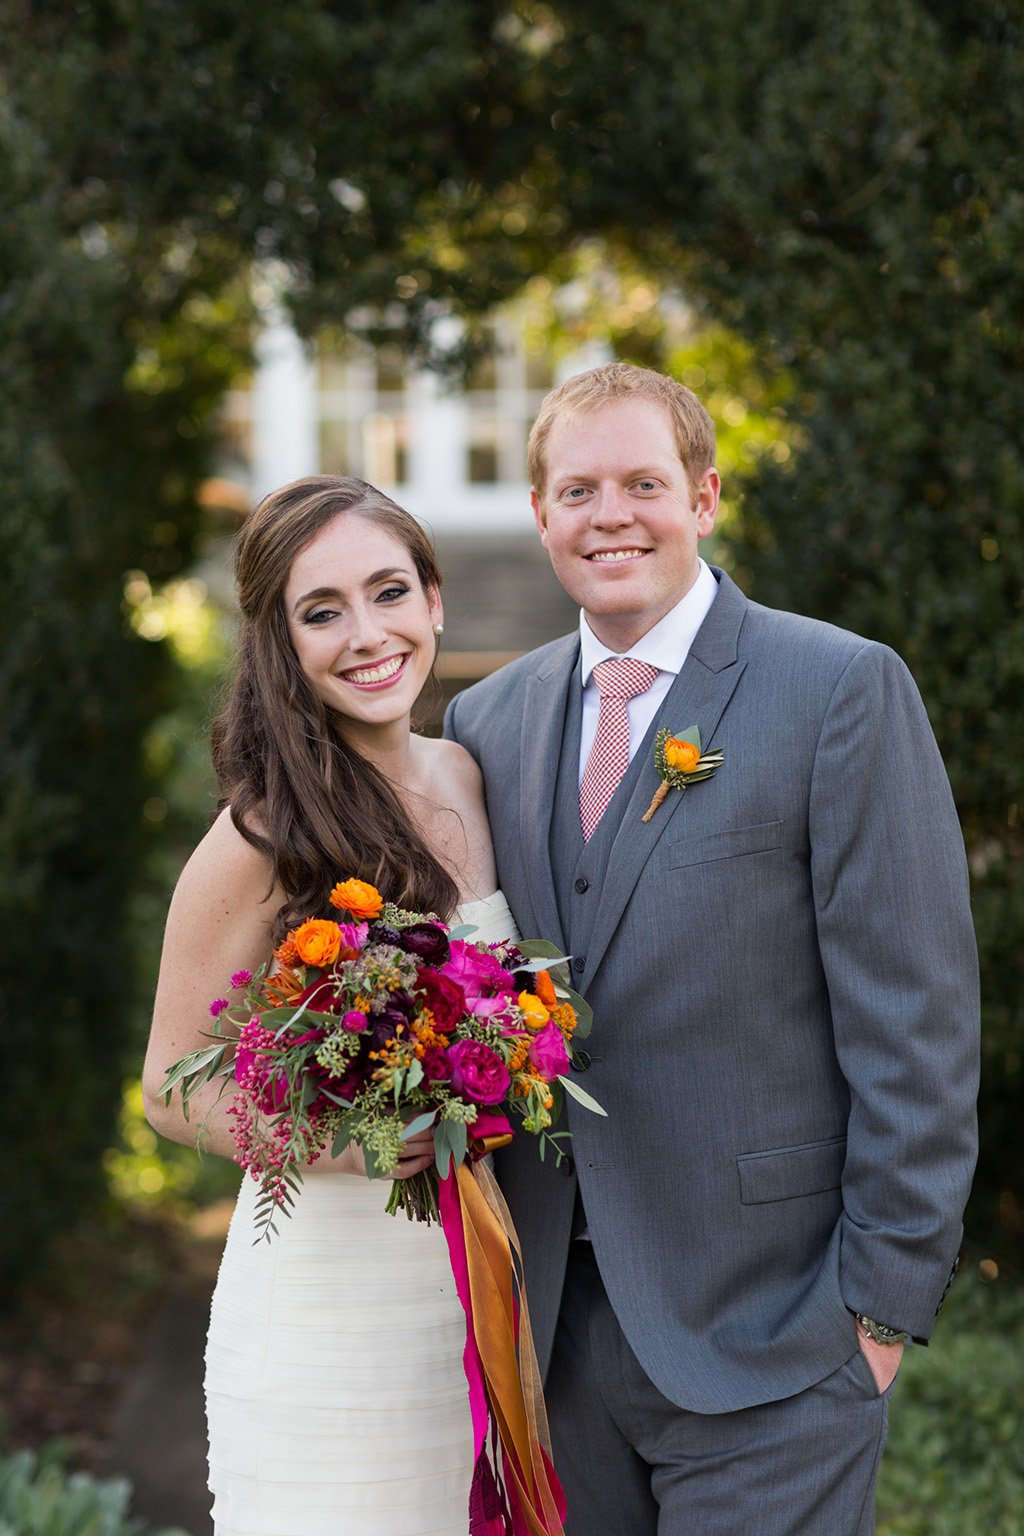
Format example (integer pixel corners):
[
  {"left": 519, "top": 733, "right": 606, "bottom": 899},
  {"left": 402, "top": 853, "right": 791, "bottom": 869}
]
[
  {"left": 666, "top": 820, "right": 784, "bottom": 869},
  {"left": 737, "top": 1135, "right": 847, "bottom": 1205}
]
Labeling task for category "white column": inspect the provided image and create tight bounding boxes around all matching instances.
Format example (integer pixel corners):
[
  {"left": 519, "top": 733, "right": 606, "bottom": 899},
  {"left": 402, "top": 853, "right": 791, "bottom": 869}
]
[{"left": 251, "top": 318, "right": 318, "bottom": 497}]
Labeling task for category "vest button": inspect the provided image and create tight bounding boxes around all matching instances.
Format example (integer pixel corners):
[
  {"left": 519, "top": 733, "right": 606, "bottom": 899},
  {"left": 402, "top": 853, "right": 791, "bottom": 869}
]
[
  {"left": 560, "top": 1155, "right": 576, "bottom": 1178},
  {"left": 574, "top": 877, "right": 590, "bottom": 894},
  {"left": 573, "top": 956, "right": 585, "bottom": 974},
  {"left": 571, "top": 1049, "right": 592, "bottom": 1074}
]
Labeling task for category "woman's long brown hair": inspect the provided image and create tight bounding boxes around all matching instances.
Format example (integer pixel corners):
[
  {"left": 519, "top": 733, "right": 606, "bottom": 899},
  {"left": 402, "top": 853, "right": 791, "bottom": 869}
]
[{"left": 211, "top": 476, "right": 459, "bottom": 937}]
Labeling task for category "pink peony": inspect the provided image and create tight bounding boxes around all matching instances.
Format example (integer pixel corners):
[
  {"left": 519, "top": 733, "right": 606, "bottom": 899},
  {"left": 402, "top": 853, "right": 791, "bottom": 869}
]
[
  {"left": 528, "top": 1021, "right": 570, "bottom": 1079},
  {"left": 441, "top": 942, "right": 516, "bottom": 1017},
  {"left": 446, "top": 1039, "right": 511, "bottom": 1105},
  {"left": 338, "top": 920, "right": 369, "bottom": 951}
]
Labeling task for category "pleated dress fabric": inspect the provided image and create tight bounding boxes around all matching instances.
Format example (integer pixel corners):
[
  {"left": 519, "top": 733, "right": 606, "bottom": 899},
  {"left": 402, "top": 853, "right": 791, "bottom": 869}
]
[{"left": 204, "top": 891, "right": 517, "bottom": 1536}]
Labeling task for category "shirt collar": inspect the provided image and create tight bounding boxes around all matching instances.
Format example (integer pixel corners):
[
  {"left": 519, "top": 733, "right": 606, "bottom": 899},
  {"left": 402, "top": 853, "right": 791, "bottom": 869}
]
[{"left": 579, "top": 559, "right": 719, "bottom": 685}]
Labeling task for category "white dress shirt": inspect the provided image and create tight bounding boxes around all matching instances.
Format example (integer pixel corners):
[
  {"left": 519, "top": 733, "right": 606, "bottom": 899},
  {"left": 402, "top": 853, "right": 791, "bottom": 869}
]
[{"left": 577, "top": 559, "right": 719, "bottom": 783}]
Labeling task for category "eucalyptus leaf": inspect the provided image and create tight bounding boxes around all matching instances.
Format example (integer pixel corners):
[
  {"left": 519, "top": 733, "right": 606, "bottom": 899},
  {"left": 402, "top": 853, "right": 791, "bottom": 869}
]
[
  {"left": 558, "top": 1075, "right": 608, "bottom": 1115},
  {"left": 434, "top": 1120, "right": 454, "bottom": 1178},
  {"left": 448, "top": 1118, "right": 468, "bottom": 1169},
  {"left": 400, "top": 1110, "right": 436, "bottom": 1141},
  {"left": 517, "top": 939, "right": 569, "bottom": 961},
  {"left": 563, "top": 987, "right": 594, "bottom": 1036}
]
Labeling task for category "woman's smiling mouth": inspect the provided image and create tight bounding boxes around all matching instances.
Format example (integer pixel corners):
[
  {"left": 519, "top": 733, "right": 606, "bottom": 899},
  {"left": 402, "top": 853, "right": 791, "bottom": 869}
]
[{"left": 337, "top": 652, "right": 410, "bottom": 689}]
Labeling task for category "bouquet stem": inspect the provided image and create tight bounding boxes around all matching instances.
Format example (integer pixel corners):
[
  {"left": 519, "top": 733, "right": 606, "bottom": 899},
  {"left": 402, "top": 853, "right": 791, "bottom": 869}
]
[{"left": 385, "top": 1167, "right": 442, "bottom": 1225}]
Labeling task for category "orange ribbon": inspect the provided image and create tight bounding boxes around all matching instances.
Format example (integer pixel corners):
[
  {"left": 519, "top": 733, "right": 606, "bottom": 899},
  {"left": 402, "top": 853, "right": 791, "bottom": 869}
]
[{"left": 440, "top": 1145, "right": 566, "bottom": 1536}]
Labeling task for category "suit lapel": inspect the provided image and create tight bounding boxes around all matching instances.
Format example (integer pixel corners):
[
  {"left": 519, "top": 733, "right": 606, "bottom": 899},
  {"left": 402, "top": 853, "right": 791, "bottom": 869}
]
[
  {"left": 580, "top": 571, "right": 749, "bottom": 992},
  {"left": 517, "top": 635, "right": 579, "bottom": 953}
]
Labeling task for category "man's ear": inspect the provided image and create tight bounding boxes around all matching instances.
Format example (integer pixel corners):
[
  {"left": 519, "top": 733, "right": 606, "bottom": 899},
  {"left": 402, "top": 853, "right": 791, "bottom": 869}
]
[
  {"left": 695, "top": 468, "right": 721, "bottom": 538},
  {"left": 531, "top": 488, "right": 549, "bottom": 547}
]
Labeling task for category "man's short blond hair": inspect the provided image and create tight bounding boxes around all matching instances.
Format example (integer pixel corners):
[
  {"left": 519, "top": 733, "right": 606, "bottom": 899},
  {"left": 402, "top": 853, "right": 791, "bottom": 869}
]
[{"left": 527, "top": 361, "right": 716, "bottom": 503}]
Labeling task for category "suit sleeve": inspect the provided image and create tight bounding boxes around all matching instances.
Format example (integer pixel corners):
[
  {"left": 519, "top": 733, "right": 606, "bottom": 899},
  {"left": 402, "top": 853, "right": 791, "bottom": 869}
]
[{"left": 809, "top": 643, "right": 979, "bottom": 1341}]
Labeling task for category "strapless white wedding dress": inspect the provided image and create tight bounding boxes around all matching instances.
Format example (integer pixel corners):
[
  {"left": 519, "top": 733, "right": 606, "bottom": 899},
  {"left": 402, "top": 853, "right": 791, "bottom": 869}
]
[{"left": 204, "top": 891, "right": 518, "bottom": 1536}]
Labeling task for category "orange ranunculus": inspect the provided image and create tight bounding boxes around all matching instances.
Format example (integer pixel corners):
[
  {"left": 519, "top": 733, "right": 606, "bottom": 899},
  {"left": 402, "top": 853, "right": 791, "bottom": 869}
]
[
  {"left": 518, "top": 991, "right": 551, "bottom": 1031},
  {"left": 664, "top": 737, "right": 701, "bottom": 773},
  {"left": 534, "top": 970, "right": 558, "bottom": 1009},
  {"left": 292, "top": 918, "right": 342, "bottom": 968},
  {"left": 329, "top": 878, "right": 384, "bottom": 920}
]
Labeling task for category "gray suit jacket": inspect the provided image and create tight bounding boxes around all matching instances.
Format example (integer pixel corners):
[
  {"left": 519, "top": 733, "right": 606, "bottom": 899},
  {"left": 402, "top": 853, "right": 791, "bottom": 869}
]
[{"left": 445, "top": 569, "right": 979, "bottom": 1414}]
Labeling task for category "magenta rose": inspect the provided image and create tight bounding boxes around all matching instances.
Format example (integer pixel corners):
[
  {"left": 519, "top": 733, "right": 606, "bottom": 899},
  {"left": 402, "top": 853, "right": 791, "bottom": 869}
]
[
  {"left": 528, "top": 1021, "right": 570, "bottom": 1079},
  {"left": 446, "top": 1039, "right": 511, "bottom": 1105},
  {"left": 415, "top": 968, "right": 467, "bottom": 1032},
  {"left": 441, "top": 942, "right": 517, "bottom": 1017}
]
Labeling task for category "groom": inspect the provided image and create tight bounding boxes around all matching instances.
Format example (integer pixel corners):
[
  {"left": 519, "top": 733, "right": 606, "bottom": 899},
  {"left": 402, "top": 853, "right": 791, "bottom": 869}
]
[{"left": 445, "top": 362, "right": 979, "bottom": 1534}]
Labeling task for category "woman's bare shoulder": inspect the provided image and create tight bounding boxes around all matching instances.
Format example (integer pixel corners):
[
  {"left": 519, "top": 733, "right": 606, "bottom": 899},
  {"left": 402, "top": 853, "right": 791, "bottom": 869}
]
[
  {"left": 171, "top": 805, "right": 277, "bottom": 916},
  {"left": 422, "top": 737, "right": 485, "bottom": 798}
]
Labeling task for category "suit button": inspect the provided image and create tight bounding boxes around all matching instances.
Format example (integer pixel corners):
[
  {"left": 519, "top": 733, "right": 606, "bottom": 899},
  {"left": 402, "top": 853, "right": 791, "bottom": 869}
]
[
  {"left": 573, "top": 956, "right": 585, "bottom": 974},
  {"left": 571, "top": 1050, "right": 592, "bottom": 1073},
  {"left": 560, "top": 1155, "right": 576, "bottom": 1178},
  {"left": 574, "top": 878, "right": 590, "bottom": 894}
]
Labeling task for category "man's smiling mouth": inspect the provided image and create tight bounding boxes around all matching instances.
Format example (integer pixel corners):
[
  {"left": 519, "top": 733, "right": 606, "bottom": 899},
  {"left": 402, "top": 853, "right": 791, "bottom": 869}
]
[{"left": 586, "top": 548, "right": 649, "bottom": 563}]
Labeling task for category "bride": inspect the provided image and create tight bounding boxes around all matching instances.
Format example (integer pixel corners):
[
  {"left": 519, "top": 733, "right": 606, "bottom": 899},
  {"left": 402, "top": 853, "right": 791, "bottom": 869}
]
[{"left": 143, "top": 475, "right": 515, "bottom": 1535}]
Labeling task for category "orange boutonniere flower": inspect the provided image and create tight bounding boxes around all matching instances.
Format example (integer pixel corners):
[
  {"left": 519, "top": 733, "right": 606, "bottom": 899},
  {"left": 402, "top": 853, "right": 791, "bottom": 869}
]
[
  {"left": 663, "top": 737, "right": 701, "bottom": 773},
  {"left": 292, "top": 917, "right": 343, "bottom": 968},
  {"left": 642, "top": 725, "right": 725, "bottom": 823},
  {"left": 329, "top": 878, "right": 384, "bottom": 921}
]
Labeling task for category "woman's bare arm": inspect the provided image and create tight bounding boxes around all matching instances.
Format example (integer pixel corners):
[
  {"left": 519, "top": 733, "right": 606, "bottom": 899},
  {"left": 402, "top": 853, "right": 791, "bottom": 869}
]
[{"left": 142, "top": 807, "right": 434, "bottom": 1179}]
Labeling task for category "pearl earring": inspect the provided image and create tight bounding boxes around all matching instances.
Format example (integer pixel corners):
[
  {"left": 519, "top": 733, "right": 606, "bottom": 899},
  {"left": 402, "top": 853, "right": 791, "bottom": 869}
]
[{"left": 433, "top": 623, "right": 444, "bottom": 636}]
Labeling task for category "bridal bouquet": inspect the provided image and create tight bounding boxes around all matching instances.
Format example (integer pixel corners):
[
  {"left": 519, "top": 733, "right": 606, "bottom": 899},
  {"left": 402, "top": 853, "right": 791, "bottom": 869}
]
[
  {"left": 161, "top": 876, "right": 596, "bottom": 1534},
  {"left": 159, "top": 877, "right": 601, "bottom": 1238}
]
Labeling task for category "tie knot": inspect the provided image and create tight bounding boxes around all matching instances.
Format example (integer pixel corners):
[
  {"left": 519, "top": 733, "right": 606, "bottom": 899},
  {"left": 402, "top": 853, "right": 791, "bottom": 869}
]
[{"left": 592, "top": 657, "right": 659, "bottom": 702}]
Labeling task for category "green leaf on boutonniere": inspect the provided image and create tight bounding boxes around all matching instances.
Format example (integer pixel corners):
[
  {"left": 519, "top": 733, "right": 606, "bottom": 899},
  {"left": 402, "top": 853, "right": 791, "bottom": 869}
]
[{"left": 642, "top": 725, "right": 725, "bottom": 823}]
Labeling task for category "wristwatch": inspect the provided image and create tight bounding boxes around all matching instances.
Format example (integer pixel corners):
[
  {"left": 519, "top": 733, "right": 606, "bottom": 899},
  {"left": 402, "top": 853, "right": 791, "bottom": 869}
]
[{"left": 855, "top": 1314, "right": 909, "bottom": 1346}]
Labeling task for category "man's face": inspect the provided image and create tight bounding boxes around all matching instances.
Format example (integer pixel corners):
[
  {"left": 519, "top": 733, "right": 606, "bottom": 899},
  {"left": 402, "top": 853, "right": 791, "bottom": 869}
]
[{"left": 532, "top": 398, "right": 720, "bottom": 651}]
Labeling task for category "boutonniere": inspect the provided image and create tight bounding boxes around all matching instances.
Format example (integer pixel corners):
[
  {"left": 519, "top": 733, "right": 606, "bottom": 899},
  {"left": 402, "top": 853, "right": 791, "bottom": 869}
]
[{"left": 641, "top": 725, "right": 724, "bottom": 823}]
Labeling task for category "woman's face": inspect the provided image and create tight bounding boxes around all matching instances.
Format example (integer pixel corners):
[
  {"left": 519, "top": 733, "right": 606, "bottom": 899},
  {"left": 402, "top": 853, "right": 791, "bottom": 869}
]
[{"left": 283, "top": 513, "right": 442, "bottom": 747}]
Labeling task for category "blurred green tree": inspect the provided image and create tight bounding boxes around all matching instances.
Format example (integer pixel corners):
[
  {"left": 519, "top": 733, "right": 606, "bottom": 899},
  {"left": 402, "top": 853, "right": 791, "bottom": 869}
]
[
  {"left": 511, "top": 0, "right": 1024, "bottom": 1254},
  {"left": 2, "top": 0, "right": 1019, "bottom": 1292},
  {"left": 0, "top": 0, "right": 533, "bottom": 1295}
]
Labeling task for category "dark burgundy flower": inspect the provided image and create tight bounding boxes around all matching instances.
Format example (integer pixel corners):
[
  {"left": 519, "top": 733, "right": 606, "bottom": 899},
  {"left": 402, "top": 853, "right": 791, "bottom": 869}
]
[
  {"left": 295, "top": 976, "right": 345, "bottom": 1013},
  {"left": 329, "top": 1063, "right": 369, "bottom": 1104},
  {"left": 396, "top": 922, "right": 450, "bottom": 965},
  {"left": 370, "top": 1006, "right": 408, "bottom": 1051},
  {"left": 415, "top": 968, "right": 467, "bottom": 1033},
  {"left": 420, "top": 1046, "right": 450, "bottom": 1082}
]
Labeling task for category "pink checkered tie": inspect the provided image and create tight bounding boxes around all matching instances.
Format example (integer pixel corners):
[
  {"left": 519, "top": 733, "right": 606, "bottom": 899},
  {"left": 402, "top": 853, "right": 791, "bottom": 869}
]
[{"left": 580, "top": 657, "right": 660, "bottom": 841}]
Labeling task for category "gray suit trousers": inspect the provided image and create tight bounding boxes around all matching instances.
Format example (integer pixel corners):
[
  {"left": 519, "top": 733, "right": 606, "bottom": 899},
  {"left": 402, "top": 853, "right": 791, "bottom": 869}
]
[{"left": 548, "top": 1244, "right": 893, "bottom": 1536}]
